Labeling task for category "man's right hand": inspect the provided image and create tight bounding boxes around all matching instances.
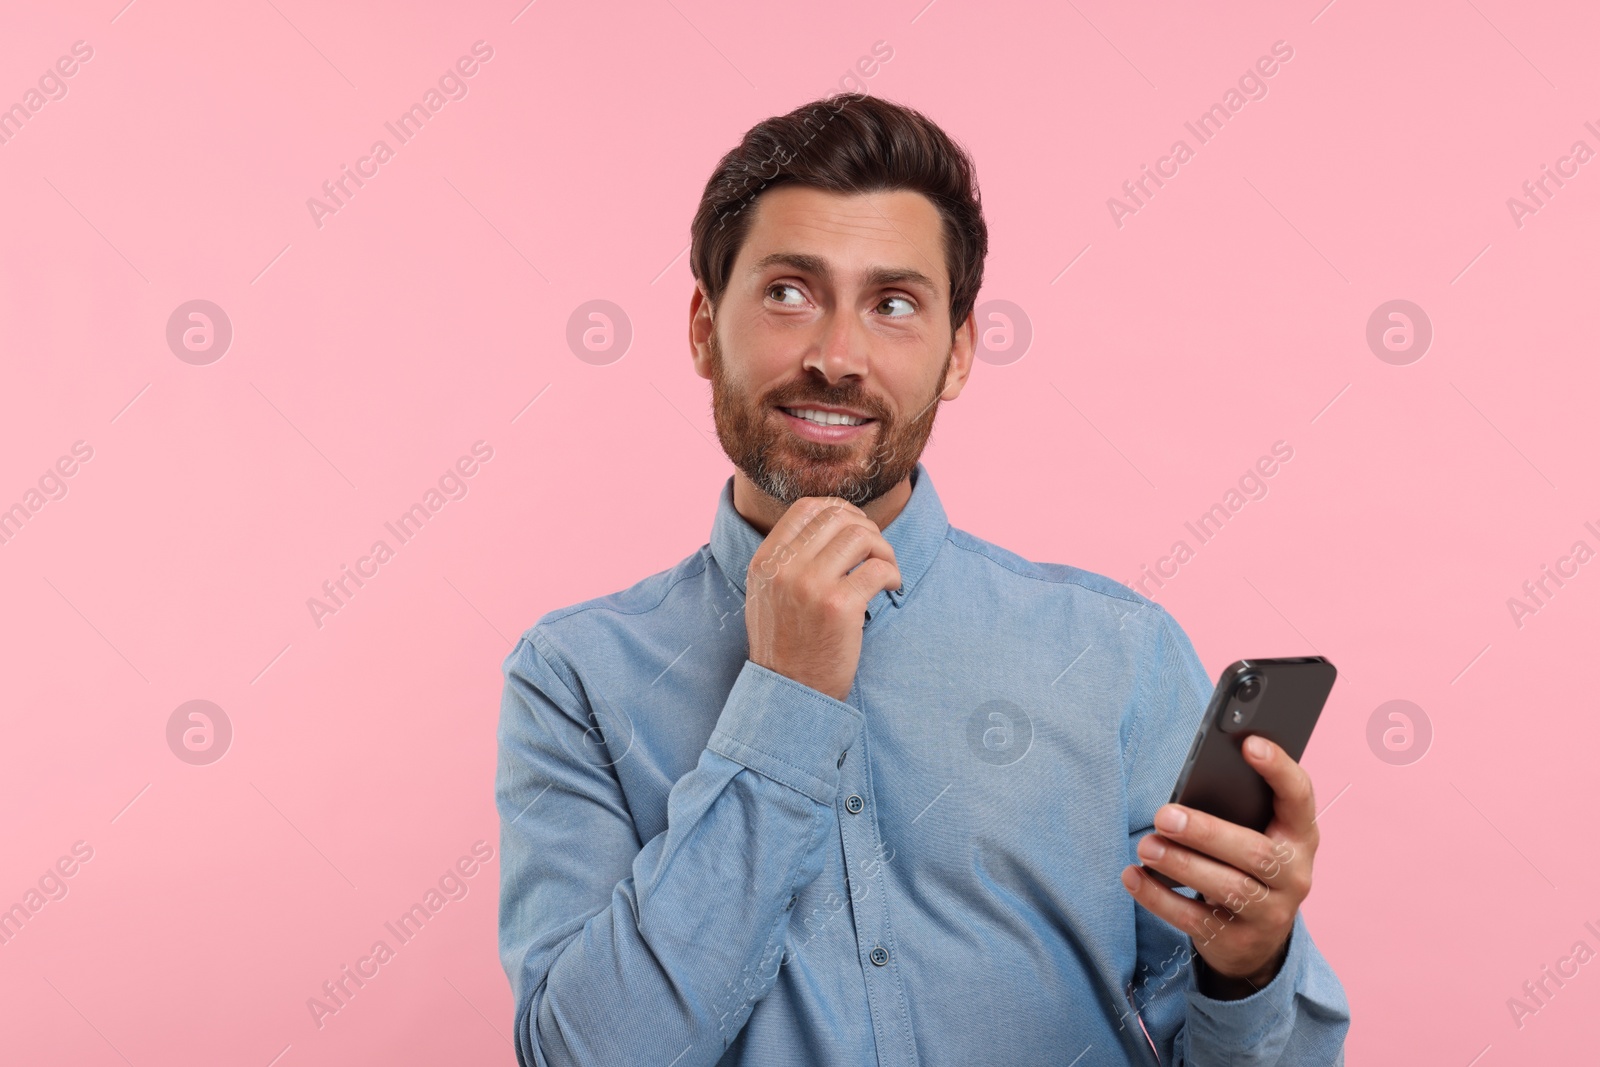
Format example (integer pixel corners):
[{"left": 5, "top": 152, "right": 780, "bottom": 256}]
[{"left": 744, "top": 497, "right": 903, "bottom": 704}]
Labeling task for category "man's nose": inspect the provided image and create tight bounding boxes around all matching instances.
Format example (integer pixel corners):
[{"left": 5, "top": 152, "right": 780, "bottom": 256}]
[{"left": 805, "top": 309, "right": 871, "bottom": 383}]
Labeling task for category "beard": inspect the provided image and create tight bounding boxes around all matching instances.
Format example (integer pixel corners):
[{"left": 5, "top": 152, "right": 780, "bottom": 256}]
[{"left": 707, "top": 326, "right": 950, "bottom": 507}]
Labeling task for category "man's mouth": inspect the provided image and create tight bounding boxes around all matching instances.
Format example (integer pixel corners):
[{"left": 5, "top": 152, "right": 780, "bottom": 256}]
[{"left": 777, "top": 406, "right": 874, "bottom": 427}]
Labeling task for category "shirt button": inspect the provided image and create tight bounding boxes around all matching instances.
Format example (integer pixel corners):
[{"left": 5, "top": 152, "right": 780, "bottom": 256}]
[
  {"left": 837, "top": 750, "right": 847, "bottom": 768},
  {"left": 845, "top": 794, "right": 864, "bottom": 814},
  {"left": 869, "top": 945, "right": 889, "bottom": 966}
]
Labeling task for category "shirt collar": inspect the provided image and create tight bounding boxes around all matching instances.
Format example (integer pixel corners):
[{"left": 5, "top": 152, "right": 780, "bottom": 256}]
[{"left": 708, "top": 461, "right": 949, "bottom": 619}]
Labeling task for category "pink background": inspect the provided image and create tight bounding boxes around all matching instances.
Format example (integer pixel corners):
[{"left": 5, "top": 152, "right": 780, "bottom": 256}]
[{"left": 2, "top": 0, "right": 1594, "bottom": 1063}]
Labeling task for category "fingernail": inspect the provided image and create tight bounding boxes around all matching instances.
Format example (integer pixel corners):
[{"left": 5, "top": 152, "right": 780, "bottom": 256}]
[
  {"left": 1120, "top": 867, "right": 1140, "bottom": 891},
  {"left": 1246, "top": 736, "right": 1269, "bottom": 758},
  {"left": 1139, "top": 836, "right": 1166, "bottom": 861},
  {"left": 1155, "top": 806, "right": 1187, "bottom": 833}
]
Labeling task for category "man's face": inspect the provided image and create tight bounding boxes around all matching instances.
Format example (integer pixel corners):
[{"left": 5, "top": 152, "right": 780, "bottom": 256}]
[{"left": 692, "top": 185, "right": 974, "bottom": 507}]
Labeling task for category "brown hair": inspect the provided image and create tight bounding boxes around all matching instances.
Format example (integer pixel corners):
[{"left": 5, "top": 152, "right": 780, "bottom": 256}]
[{"left": 690, "top": 93, "right": 988, "bottom": 339}]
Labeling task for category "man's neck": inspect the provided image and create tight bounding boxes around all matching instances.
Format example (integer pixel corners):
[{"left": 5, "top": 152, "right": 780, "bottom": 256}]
[{"left": 732, "top": 470, "right": 913, "bottom": 537}]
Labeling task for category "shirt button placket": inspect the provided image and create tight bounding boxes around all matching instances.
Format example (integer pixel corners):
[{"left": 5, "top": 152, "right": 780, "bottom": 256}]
[{"left": 835, "top": 728, "right": 913, "bottom": 1066}]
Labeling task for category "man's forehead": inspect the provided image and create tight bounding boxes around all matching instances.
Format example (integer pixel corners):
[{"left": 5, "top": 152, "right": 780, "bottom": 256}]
[{"left": 738, "top": 186, "right": 946, "bottom": 290}]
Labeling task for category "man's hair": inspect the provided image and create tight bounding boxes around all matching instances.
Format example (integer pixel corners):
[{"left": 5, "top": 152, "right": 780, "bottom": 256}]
[{"left": 690, "top": 93, "right": 988, "bottom": 338}]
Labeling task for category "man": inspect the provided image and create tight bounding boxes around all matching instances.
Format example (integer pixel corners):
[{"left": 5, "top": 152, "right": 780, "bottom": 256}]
[{"left": 496, "top": 93, "right": 1350, "bottom": 1065}]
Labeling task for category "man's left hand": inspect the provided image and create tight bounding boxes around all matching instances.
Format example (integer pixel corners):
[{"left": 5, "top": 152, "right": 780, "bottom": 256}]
[{"left": 1119, "top": 734, "right": 1320, "bottom": 995}]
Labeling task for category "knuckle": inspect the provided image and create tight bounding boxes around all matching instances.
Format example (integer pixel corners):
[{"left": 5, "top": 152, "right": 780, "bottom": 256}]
[
  {"left": 821, "top": 588, "right": 856, "bottom": 616},
  {"left": 835, "top": 522, "right": 870, "bottom": 545},
  {"left": 1241, "top": 873, "right": 1271, "bottom": 902}
]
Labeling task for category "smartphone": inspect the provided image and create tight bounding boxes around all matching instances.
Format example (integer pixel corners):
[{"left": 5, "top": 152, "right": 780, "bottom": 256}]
[{"left": 1142, "top": 656, "right": 1336, "bottom": 890}]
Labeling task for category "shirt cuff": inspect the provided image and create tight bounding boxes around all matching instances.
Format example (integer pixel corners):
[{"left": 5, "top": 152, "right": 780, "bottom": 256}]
[
  {"left": 707, "top": 660, "right": 864, "bottom": 806},
  {"left": 1184, "top": 909, "right": 1312, "bottom": 1055}
]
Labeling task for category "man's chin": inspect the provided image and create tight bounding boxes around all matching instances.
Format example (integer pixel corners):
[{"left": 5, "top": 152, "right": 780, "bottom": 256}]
[{"left": 774, "top": 462, "right": 895, "bottom": 506}]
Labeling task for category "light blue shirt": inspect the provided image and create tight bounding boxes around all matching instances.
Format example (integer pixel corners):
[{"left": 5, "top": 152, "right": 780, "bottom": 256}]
[{"left": 496, "top": 462, "right": 1349, "bottom": 1065}]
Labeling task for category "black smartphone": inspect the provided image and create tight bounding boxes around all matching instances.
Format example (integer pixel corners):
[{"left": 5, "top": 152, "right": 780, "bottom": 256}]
[{"left": 1142, "top": 656, "right": 1336, "bottom": 890}]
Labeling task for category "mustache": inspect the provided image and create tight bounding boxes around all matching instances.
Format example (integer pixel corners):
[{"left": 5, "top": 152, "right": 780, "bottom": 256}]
[{"left": 765, "top": 386, "right": 890, "bottom": 420}]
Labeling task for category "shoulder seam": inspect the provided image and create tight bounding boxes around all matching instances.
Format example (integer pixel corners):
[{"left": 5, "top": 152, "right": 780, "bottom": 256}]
[
  {"left": 943, "top": 528, "right": 1149, "bottom": 606},
  {"left": 520, "top": 628, "right": 589, "bottom": 715},
  {"left": 534, "top": 547, "right": 712, "bottom": 628},
  {"left": 1121, "top": 602, "right": 1173, "bottom": 775}
]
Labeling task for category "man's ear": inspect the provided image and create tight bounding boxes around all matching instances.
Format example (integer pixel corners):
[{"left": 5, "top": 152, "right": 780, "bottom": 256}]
[
  {"left": 689, "top": 284, "right": 715, "bottom": 381},
  {"left": 940, "top": 309, "right": 978, "bottom": 401}
]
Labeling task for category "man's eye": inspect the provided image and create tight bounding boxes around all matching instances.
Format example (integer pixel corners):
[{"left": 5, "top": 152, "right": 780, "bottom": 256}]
[
  {"left": 767, "top": 283, "right": 806, "bottom": 306},
  {"left": 878, "top": 295, "right": 916, "bottom": 317}
]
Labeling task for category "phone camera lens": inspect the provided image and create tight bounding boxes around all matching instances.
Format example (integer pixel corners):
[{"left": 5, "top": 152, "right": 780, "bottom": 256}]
[{"left": 1235, "top": 674, "right": 1261, "bottom": 702}]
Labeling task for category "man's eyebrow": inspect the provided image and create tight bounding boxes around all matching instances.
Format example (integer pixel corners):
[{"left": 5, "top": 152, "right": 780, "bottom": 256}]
[{"left": 750, "top": 252, "right": 940, "bottom": 294}]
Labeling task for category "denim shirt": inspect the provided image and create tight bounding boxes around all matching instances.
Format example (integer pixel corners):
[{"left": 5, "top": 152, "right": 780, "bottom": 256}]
[{"left": 496, "top": 461, "right": 1350, "bottom": 1066}]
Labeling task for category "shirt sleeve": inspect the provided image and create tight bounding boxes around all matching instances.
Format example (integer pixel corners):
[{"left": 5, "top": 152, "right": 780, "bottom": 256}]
[
  {"left": 1120, "top": 605, "right": 1351, "bottom": 1065},
  {"left": 495, "top": 628, "right": 862, "bottom": 1067}
]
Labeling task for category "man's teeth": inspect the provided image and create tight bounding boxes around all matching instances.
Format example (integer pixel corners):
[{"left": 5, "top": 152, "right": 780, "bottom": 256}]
[{"left": 784, "top": 407, "right": 868, "bottom": 426}]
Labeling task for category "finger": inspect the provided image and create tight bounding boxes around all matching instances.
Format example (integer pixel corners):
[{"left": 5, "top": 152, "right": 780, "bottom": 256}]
[
  {"left": 764, "top": 497, "right": 862, "bottom": 546},
  {"left": 1119, "top": 864, "right": 1238, "bottom": 942},
  {"left": 777, "top": 497, "right": 863, "bottom": 546},
  {"left": 1150, "top": 803, "right": 1294, "bottom": 890},
  {"left": 790, "top": 502, "right": 875, "bottom": 563},
  {"left": 816, "top": 525, "right": 901, "bottom": 605},
  {"left": 1136, "top": 834, "right": 1273, "bottom": 915},
  {"left": 841, "top": 558, "right": 903, "bottom": 607},
  {"left": 1242, "top": 735, "right": 1318, "bottom": 839},
  {"left": 749, "top": 499, "right": 862, "bottom": 581},
  {"left": 815, "top": 519, "right": 897, "bottom": 574}
]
